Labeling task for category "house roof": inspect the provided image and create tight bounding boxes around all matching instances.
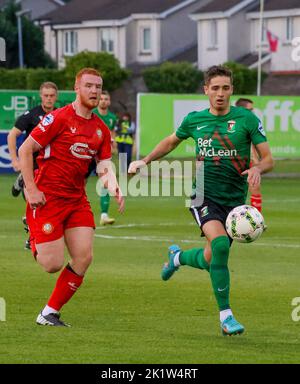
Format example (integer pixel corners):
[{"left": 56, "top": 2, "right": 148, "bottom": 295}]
[
  {"left": 193, "top": 0, "right": 245, "bottom": 14},
  {"left": 191, "top": 0, "right": 258, "bottom": 19},
  {"left": 0, "top": 0, "right": 10, "bottom": 7},
  {"left": 250, "top": 0, "right": 300, "bottom": 12},
  {"left": 0, "top": 0, "right": 65, "bottom": 18},
  {"left": 40, "top": 0, "right": 197, "bottom": 24},
  {"left": 236, "top": 52, "right": 270, "bottom": 67},
  {"left": 169, "top": 44, "right": 198, "bottom": 64}
]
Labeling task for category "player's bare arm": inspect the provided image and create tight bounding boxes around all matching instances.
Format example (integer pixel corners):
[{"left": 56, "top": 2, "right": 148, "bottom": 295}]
[
  {"left": 18, "top": 136, "right": 46, "bottom": 209},
  {"left": 242, "top": 142, "right": 274, "bottom": 188},
  {"left": 97, "top": 159, "right": 125, "bottom": 213},
  {"left": 128, "top": 133, "right": 182, "bottom": 173},
  {"left": 7, "top": 127, "right": 23, "bottom": 172}
]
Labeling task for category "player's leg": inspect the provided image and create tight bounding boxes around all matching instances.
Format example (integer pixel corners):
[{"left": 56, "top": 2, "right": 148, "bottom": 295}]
[
  {"left": 203, "top": 220, "right": 244, "bottom": 336},
  {"left": 250, "top": 184, "right": 262, "bottom": 213},
  {"left": 36, "top": 228, "right": 93, "bottom": 327},
  {"left": 249, "top": 157, "right": 263, "bottom": 213},
  {"left": 38, "top": 199, "right": 96, "bottom": 326},
  {"left": 161, "top": 241, "right": 211, "bottom": 281},
  {"left": 161, "top": 203, "right": 214, "bottom": 280},
  {"left": 100, "top": 188, "right": 115, "bottom": 225},
  {"left": 118, "top": 143, "right": 127, "bottom": 174},
  {"left": 35, "top": 237, "right": 65, "bottom": 273},
  {"left": 125, "top": 144, "right": 132, "bottom": 171},
  {"left": 35, "top": 237, "right": 71, "bottom": 326},
  {"left": 11, "top": 173, "right": 24, "bottom": 197},
  {"left": 22, "top": 216, "right": 32, "bottom": 250},
  {"left": 64, "top": 227, "right": 94, "bottom": 276},
  {"left": 29, "top": 195, "right": 82, "bottom": 327}
]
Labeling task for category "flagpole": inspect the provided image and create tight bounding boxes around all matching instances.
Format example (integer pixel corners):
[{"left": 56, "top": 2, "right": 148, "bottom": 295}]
[{"left": 257, "top": 0, "right": 264, "bottom": 96}]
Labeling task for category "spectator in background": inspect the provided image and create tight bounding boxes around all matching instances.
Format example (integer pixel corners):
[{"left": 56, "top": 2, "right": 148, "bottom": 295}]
[{"left": 115, "top": 112, "right": 135, "bottom": 173}]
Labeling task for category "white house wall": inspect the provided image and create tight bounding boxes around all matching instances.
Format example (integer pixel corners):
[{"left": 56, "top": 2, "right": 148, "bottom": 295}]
[
  {"left": 57, "top": 30, "right": 64, "bottom": 68},
  {"left": 44, "top": 25, "right": 56, "bottom": 62},
  {"left": 50, "top": 26, "right": 127, "bottom": 68},
  {"left": 161, "top": 0, "right": 206, "bottom": 61},
  {"left": 251, "top": 16, "right": 300, "bottom": 72},
  {"left": 197, "top": 18, "right": 228, "bottom": 70},
  {"left": 78, "top": 28, "right": 98, "bottom": 52},
  {"left": 228, "top": 11, "right": 251, "bottom": 62},
  {"left": 126, "top": 20, "right": 138, "bottom": 66},
  {"left": 128, "top": 19, "right": 160, "bottom": 64},
  {"left": 115, "top": 27, "right": 126, "bottom": 68}
]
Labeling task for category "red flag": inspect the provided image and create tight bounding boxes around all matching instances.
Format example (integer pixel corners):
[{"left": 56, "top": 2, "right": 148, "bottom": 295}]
[{"left": 267, "top": 30, "right": 279, "bottom": 52}]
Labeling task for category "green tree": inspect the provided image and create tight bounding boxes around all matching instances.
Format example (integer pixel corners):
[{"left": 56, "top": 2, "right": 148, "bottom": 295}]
[
  {"left": 224, "top": 61, "right": 267, "bottom": 95},
  {"left": 64, "top": 51, "right": 129, "bottom": 91},
  {"left": 143, "top": 62, "right": 203, "bottom": 93},
  {"left": 0, "top": 1, "right": 55, "bottom": 68}
]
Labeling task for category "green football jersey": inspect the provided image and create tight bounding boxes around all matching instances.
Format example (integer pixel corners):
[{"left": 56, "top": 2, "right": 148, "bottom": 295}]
[
  {"left": 94, "top": 109, "right": 118, "bottom": 131},
  {"left": 176, "top": 106, "right": 267, "bottom": 207}
]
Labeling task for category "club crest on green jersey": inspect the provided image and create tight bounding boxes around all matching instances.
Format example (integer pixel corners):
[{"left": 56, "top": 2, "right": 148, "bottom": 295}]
[
  {"left": 227, "top": 120, "right": 236, "bottom": 133},
  {"left": 258, "top": 121, "right": 266, "bottom": 137},
  {"left": 201, "top": 206, "right": 209, "bottom": 217}
]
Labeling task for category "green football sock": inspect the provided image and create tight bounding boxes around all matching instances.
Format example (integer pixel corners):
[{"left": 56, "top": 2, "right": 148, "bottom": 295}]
[
  {"left": 100, "top": 188, "right": 110, "bottom": 214},
  {"left": 210, "top": 236, "right": 230, "bottom": 311},
  {"left": 179, "top": 248, "right": 210, "bottom": 271}
]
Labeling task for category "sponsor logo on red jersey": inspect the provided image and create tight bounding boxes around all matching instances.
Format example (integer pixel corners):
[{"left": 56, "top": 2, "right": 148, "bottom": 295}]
[
  {"left": 70, "top": 142, "right": 97, "bottom": 159},
  {"left": 42, "top": 114, "right": 54, "bottom": 126}
]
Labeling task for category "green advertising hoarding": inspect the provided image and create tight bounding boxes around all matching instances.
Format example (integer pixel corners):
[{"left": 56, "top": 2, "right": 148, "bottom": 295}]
[
  {"left": 0, "top": 90, "right": 76, "bottom": 131},
  {"left": 137, "top": 93, "right": 300, "bottom": 159}
]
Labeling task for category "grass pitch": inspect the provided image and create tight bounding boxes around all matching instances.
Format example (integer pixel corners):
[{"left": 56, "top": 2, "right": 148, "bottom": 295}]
[{"left": 0, "top": 172, "right": 300, "bottom": 364}]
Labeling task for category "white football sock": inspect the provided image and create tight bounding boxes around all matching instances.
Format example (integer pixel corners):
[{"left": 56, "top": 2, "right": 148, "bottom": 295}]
[
  {"left": 101, "top": 213, "right": 108, "bottom": 219},
  {"left": 42, "top": 305, "right": 59, "bottom": 317},
  {"left": 220, "top": 309, "right": 233, "bottom": 323}
]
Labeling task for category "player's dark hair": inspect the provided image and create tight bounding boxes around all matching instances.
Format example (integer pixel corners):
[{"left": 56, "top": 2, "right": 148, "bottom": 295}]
[
  {"left": 101, "top": 90, "right": 110, "bottom": 96},
  {"left": 204, "top": 65, "right": 233, "bottom": 85},
  {"left": 40, "top": 81, "right": 58, "bottom": 92},
  {"left": 235, "top": 98, "right": 254, "bottom": 107}
]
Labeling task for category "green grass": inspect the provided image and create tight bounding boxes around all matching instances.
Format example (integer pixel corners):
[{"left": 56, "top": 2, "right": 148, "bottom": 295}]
[
  {"left": 268, "top": 159, "right": 300, "bottom": 175},
  {"left": 0, "top": 174, "right": 300, "bottom": 364}
]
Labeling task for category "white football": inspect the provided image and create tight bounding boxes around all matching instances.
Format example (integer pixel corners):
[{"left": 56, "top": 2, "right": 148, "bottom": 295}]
[{"left": 225, "top": 205, "right": 265, "bottom": 243}]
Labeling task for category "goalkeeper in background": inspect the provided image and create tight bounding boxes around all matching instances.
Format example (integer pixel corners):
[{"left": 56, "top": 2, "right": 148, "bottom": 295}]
[
  {"left": 129, "top": 66, "right": 274, "bottom": 336},
  {"left": 235, "top": 98, "right": 264, "bottom": 213}
]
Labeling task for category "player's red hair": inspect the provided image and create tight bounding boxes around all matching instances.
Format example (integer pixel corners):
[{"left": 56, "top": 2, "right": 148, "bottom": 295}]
[{"left": 75, "top": 68, "right": 102, "bottom": 82}]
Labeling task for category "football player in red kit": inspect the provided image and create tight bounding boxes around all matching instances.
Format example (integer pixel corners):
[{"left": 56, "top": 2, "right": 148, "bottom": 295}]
[{"left": 19, "top": 68, "right": 124, "bottom": 326}]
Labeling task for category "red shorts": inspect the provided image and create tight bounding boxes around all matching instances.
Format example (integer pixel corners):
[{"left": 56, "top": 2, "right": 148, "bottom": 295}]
[{"left": 26, "top": 193, "right": 95, "bottom": 248}]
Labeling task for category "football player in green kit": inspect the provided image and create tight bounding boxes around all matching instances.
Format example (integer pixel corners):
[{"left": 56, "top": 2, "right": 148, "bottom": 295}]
[
  {"left": 129, "top": 66, "right": 274, "bottom": 336},
  {"left": 95, "top": 91, "right": 118, "bottom": 225}
]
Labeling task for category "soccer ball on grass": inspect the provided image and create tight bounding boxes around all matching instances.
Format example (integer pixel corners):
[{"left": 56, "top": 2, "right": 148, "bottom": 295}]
[{"left": 225, "top": 205, "right": 265, "bottom": 243}]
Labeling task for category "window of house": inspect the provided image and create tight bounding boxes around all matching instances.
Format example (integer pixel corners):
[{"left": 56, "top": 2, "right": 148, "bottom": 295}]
[
  {"left": 141, "top": 27, "right": 151, "bottom": 52},
  {"left": 286, "top": 17, "right": 294, "bottom": 41},
  {"left": 64, "top": 31, "right": 78, "bottom": 56},
  {"left": 209, "top": 20, "right": 218, "bottom": 47},
  {"left": 99, "top": 29, "right": 114, "bottom": 53}
]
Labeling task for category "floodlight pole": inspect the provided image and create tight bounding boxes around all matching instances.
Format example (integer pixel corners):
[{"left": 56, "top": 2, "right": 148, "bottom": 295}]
[
  {"left": 257, "top": 0, "right": 264, "bottom": 96},
  {"left": 16, "top": 9, "right": 30, "bottom": 69}
]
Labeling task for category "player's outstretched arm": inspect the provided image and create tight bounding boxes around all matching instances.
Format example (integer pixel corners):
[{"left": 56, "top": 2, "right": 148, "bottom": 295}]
[
  {"left": 242, "top": 142, "right": 274, "bottom": 188},
  {"left": 97, "top": 159, "right": 125, "bottom": 213},
  {"left": 18, "top": 137, "right": 46, "bottom": 209},
  {"left": 128, "top": 133, "right": 182, "bottom": 174},
  {"left": 7, "top": 127, "right": 23, "bottom": 172}
]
